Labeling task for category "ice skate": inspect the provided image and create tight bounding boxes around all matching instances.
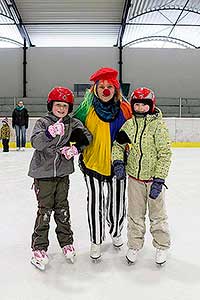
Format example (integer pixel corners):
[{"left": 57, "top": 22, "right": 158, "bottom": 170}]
[
  {"left": 31, "top": 250, "right": 49, "bottom": 271},
  {"left": 126, "top": 248, "right": 138, "bottom": 265},
  {"left": 62, "top": 244, "right": 76, "bottom": 263},
  {"left": 112, "top": 235, "right": 123, "bottom": 249},
  {"left": 90, "top": 243, "right": 101, "bottom": 262},
  {"left": 155, "top": 249, "right": 167, "bottom": 266}
]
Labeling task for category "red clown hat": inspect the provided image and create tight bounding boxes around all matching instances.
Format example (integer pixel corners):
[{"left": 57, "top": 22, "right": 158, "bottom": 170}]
[{"left": 89, "top": 67, "right": 120, "bottom": 89}]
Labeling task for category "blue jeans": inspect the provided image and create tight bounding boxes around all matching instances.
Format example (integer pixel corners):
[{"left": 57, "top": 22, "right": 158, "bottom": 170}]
[{"left": 15, "top": 125, "right": 26, "bottom": 148}]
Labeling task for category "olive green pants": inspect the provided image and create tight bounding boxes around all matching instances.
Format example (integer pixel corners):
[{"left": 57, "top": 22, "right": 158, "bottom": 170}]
[
  {"left": 127, "top": 177, "right": 170, "bottom": 250},
  {"left": 31, "top": 176, "right": 73, "bottom": 251}
]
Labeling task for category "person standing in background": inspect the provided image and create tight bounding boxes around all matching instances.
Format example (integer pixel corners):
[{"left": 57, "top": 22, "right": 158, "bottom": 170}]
[
  {"left": 0, "top": 117, "right": 10, "bottom": 152},
  {"left": 12, "top": 100, "right": 29, "bottom": 151}
]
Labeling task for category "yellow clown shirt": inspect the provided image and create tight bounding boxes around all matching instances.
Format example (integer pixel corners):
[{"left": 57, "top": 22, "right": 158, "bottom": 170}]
[{"left": 73, "top": 90, "right": 132, "bottom": 178}]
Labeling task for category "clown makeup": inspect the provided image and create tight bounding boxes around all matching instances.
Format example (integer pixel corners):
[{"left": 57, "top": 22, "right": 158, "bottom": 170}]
[
  {"left": 96, "top": 80, "right": 115, "bottom": 102},
  {"left": 133, "top": 103, "right": 150, "bottom": 114},
  {"left": 52, "top": 101, "right": 69, "bottom": 118}
]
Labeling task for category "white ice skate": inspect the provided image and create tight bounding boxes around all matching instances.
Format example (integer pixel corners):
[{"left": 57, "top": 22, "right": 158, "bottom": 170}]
[
  {"left": 126, "top": 248, "right": 138, "bottom": 264},
  {"left": 62, "top": 245, "right": 76, "bottom": 263},
  {"left": 112, "top": 236, "right": 123, "bottom": 248},
  {"left": 31, "top": 250, "right": 49, "bottom": 271},
  {"left": 155, "top": 249, "right": 167, "bottom": 266},
  {"left": 90, "top": 243, "right": 101, "bottom": 262}
]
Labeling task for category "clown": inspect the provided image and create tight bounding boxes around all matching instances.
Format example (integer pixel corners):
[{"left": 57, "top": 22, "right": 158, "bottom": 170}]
[{"left": 73, "top": 67, "right": 132, "bottom": 260}]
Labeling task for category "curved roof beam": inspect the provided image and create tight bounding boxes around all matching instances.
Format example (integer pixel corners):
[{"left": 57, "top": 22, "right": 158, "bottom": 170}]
[
  {"left": 3, "top": 0, "right": 33, "bottom": 47},
  {"left": 0, "top": 13, "right": 14, "bottom": 22},
  {"left": 0, "top": 35, "right": 23, "bottom": 46},
  {"left": 123, "top": 35, "right": 197, "bottom": 49},
  {"left": 128, "top": 7, "right": 200, "bottom": 22}
]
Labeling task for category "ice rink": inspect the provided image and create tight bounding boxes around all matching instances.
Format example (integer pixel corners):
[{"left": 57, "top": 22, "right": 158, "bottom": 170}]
[{"left": 1, "top": 148, "right": 200, "bottom": 300}]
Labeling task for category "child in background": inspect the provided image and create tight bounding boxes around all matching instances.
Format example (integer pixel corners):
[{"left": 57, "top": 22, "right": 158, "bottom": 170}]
[
  {"left": 112, "top": 87, "right": 172, "bottom": 266},
  {"left": 0, "top": 117, "right": 10, "bottom": 152},
  {"left": 28, "top": 86, "right": 92, "bottom": 270}
]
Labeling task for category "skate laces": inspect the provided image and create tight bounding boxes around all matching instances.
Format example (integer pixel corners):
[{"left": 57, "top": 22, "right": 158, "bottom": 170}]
[
  {"left": 62, "top": 245, "right": 74, "bottom": 255},
  {"left": 156, "top": 249, "right": 167, "bottom": 258},
  {"left": 33, "top": 250, "right": 48, "bottom": 259},
  {"left": 90, "top": 243, "right": 101, "bottom": 255}
]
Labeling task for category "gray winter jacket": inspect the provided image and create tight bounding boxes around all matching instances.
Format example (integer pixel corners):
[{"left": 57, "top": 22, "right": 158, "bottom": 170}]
[{"left": 28, "top": 113, "right": 92, "bottom": 179}]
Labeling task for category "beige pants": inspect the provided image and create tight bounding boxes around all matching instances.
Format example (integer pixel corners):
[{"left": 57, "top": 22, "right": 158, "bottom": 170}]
[{"left": 127, "top": 177, "right": 170, "bottom": 250}]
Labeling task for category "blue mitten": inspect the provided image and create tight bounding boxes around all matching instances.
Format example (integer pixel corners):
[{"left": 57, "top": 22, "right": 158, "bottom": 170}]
[
  {"left": 149, "top": 178, "right": 165, "bottom": 199},
  {"left": 113, "top": 160, "right": 126, "bottom": 180}
]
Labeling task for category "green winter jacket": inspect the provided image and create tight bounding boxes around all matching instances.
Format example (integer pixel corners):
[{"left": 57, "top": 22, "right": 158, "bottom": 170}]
[
  {"left": 112, "top": 108, "right": 172, "bottom": 180},
  {"left": 0, "top": 124, "right": 10, "bottom": 139}
]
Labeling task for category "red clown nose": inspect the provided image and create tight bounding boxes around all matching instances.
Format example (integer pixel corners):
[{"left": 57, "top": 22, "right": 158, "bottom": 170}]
[{"left": 103, "top": 89, "right": 111, "bottom": 97}]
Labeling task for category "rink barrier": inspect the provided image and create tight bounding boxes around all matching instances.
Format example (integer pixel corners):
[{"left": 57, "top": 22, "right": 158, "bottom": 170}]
[
  {"left": 0, "top": 141, "right": 200, "bottom": 149},
  {"left": 1, "top": 117, "right": 200, "bottom": 148}
]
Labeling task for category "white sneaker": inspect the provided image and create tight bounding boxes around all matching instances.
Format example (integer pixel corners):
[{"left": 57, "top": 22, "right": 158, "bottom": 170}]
[
  {"left": 21, "top": 147, "right": 25, "bottom": 151},
  {"left": 16, "top": 147, "right": 20, "bottom": 151},
  {"left": 62, "top": 244, "right": 76, "bottom": 263},
  {"left": 126, "top": 248, "right": 138, "bottom": 264},
  {"left": 90, "top": 243, "right": 101, "bottom": 260},
  {"left": 155, "top": 248, "right": 167, "bottom": 265},
  {"left": 112, "top": 236, "right": 123, "bottom": 248},
  {"left": 31, "top": 250, "right": 49, "bottom": 270}
]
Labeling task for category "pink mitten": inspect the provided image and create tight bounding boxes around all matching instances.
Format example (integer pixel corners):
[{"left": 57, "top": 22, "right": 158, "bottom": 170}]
[
  {"left": 48, "top": 119, "right": 64, "bottom": 137},
  {"left": 60, "top": 145, "right": 78, "bottom": 160}
]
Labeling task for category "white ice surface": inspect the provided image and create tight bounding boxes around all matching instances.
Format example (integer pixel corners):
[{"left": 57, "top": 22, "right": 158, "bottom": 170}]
[{"left": 0, "top": 148, "right": 200, "bottom": 300}]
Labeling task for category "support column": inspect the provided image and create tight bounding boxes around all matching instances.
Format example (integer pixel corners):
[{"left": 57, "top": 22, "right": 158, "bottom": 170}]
[
  {"left": 23, "top": 38, "right": 27, "bottom": 97},
  {"left": 118, "top": 42, "right": 123, "bottom": 85}
]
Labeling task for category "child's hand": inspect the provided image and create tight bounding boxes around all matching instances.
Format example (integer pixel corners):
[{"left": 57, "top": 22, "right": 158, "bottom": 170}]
[
  {"left": 113, "top": 160, "right": 126, "bottom": 180},
  {"left": 48, "top": 119, "right": 64, "bottom": 137},
  {"left": 149, "top": 178, "right": 165, "bottom": 199},
  {"left": 60, "top": 145, "right": 78, "bottom": 160}
]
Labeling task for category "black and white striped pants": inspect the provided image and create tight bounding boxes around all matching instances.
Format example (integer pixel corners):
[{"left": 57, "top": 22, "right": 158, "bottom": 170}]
[{"left": 84, "top": 174, "right": 126, "bottom": 245}]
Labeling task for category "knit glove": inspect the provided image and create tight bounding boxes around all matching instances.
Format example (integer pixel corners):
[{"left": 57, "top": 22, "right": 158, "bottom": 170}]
[
  {"left": 113, "top": 160, "right": 126, "bottom": 180},
  {"left": 149, "top": 178, "right": 165, "bottom": 200},
  {"left": 48, "top": 119, "right": 64, "bottom": 138},
  {"left": 60, "top": 145, "right": 79, "bottom": 160}
]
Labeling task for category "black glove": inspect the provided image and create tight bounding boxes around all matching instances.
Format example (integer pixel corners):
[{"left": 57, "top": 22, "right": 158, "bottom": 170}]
[
  {"left": 149, "top": 178, "right": 165, "bottom": 200},
  {"left": 113, "top": 160, "right": 126, "bottom": 180},
  {"left": 70, "top": 128, "right": 90, "bottom": 148},
  {"left": 116, "top": 130, "right": 131, "bottom": 144}
]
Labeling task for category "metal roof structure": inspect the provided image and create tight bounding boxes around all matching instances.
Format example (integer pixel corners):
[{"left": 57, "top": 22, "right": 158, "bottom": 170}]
[{"left": 0, "top": 0, "right": 200, "bottom": 49}]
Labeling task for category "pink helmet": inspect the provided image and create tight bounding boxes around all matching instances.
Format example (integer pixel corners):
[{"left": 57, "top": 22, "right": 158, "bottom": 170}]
[
  {"left": 47, "top": 86, "right": 74, "bottom": 112},
  {"left": 130, "top": 87, "right": 156, "bottom": 113}
]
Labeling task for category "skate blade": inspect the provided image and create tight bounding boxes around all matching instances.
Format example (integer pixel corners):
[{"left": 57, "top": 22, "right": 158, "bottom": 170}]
[
  {"left": 90, "top": 256, "right": 101, "bottom": 263},
  {"left": 113, "top": 244, "right": 123, "bottom": 250},
  {"left": 31, "top": 258, "right": 45, "bottom": 271},
  {"left": 126, "top": 256, "right": 135, "bottom": 265},
  {"left": 156, "top": 261, "right": 166, "bottom": 267},
  {"left": 65, "top": 256, "right": 75, "bottom": 264}
]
